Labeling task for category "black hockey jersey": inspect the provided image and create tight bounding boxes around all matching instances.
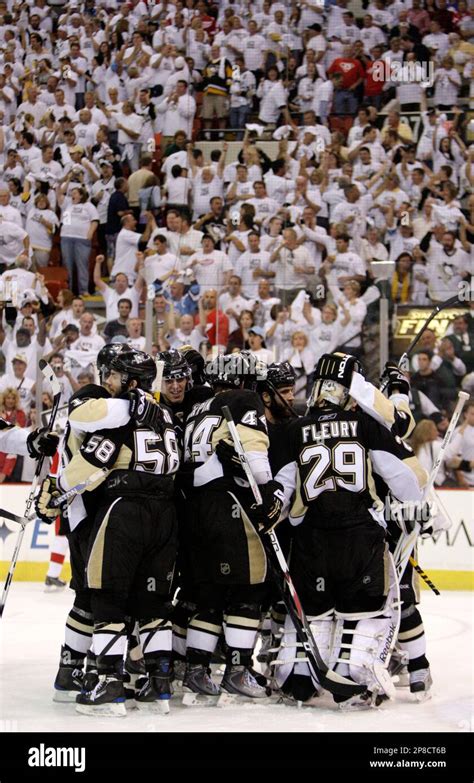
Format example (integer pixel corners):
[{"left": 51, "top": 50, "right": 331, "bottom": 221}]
[
  {"left": 183, "top": 388, "right": 272, "bottom": 489},
  {"left": 275, "top": 404, "right": 427, "bottom": 530},
  {"left": 58, "top": 385, "right": 179, "bottom": 529}
]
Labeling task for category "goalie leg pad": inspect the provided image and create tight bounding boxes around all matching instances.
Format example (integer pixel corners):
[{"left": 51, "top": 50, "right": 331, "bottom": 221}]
[
  {"left": 333, "top": 553, "right": 401, "bottom": 698},
  {"left": 273, "top": 610, "right": 334, "bottom": 692}
]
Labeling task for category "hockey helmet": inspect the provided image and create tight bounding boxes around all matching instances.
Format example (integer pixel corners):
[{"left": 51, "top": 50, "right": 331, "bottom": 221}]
[
  {"left": 261, "top": 361, "right": 296, "bottom": 391},
  {"left": 158, "top": 349, "right": 192, "bottom": 383},
  {"left": 205, "top": 352, "right": 258, "bottom": 390},
  {"left": 309, "top": 352, "right": 364, "bottom": 411},
  {"left": 97, "top": 343, "right": 129, "bottom": 383},
  {"left": 108, "top": 348, "right": 157, "bottom": 392}
]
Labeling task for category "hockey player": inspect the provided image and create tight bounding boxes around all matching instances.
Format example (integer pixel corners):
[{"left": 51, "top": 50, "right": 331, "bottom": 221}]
[
  {"left": 341, "top": 354, "right": 435, "bottom": 697},
  {"left": 35, "top": 346, "right": 172, "bottom": 714},
  {"left": 181, "top": 353, "right": 285, "bottom": 700},
  {"left": 273, "top": 354, "right": 428, "bottom": 708}
]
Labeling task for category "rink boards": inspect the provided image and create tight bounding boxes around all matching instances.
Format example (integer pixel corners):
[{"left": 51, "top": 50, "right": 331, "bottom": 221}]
[{"left": 0, "top": 485, "right": 472, "bottom": 589}]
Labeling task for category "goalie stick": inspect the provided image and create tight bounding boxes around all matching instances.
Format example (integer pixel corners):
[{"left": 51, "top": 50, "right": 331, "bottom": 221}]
[
  {"left": 221, "top": 405, "right": 364, "bottom": 699},
  {"left": 0, "top": 360, "right": 61, "bottom": 619}
]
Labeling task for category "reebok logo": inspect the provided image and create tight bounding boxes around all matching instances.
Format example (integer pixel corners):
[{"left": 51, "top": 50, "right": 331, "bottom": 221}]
[{"left": 28, "top": 744, "right": 86, "bottom": 773}]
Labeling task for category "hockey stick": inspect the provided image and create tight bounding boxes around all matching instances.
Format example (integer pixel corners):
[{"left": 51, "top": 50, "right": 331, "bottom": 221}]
[
  {"left": 51, "top": 469, "right": 108, "bottom": 508},
  {"left": 409, "top": 556, "right": 440, "bottom": 596},
  {"left": 0, "top": 359, "right": 61, "bottom": 619},
  {"left": 394, "top": 390, "right": 469, "bottom": 578},
  {"left": 380, "top": 294, "right": 463, "bottom": 391},
  {"left": 153, "top": 359, "right": 164, "bottom": 403},
  {"left": 221, "top": 405, "right": 364, "bottom": 699}
]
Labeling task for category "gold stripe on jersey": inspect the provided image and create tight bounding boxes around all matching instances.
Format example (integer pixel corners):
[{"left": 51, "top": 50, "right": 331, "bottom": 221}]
[
  {"left": 290, "top": 471, "right": 307, "bottom": 522},
  {"left": 366, "top": 458, "right": 383, "bottom": 512},
  {"left": 69, "top": 398, "right": 129, "bottom": 429},
  {"left": 189, "top": 619, "right": 222, "bottom": 635},
  {"left": 229, "top": 492, "right": 267, "bottom": 584},
  {"left": 86, "top": 497, "right": 121, "bottom": 589},
  {"left": 211, "top": 421, "right": 270, "bottom": 454},
  {"left": 372, "top": 389, "right": 396, "bottom": 427},
  {"left": 225, "top": 615, "right": 260, "bottom": 629},
  {"left": 403, "top": 456, "right": 428, "bottom": 490}
]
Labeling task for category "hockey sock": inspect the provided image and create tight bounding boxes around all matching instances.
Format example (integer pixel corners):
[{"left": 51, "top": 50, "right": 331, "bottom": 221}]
[
  {"left": 93, "top": 622, "right": 127, "bottom": 675},
  {"left": 186, "top": 609, "right": 222, "bottom": 666},
  {"left": 47, "top": 534, "right": 69, "bottom": 579},
  {"left": 64, "top": 604, "right": 94, "bottom": 657},
  {"left": 224, "top": 604, "right": 261, "bottom": 667},
  {"left": 172, "top": 601, "right": 194, "bottom": 661},
  {"left": 398, "top": 605, "right": 429, "bottom": 672},
  {"left": 138, "top": 617, "right": 172, "bottom": 673},
  {"left": 271, "top": 602, "right": 286, "bottom": 639}
]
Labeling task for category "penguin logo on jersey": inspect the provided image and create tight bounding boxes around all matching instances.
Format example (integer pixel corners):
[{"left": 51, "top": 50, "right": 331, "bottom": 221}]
[{"left": 220, "top": 563, "right": 231, "bottom": 575}]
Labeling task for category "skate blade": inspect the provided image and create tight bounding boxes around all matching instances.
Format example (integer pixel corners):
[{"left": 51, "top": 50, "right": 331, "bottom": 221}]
[
  {"left": 135, "top": 700, "right": 170, "bottom": 715},
  {"left": 412, "top": 689, "right": 432, "bottom": 703},
  {"left": 53, "top": 689, "right": 81, "bottom": 703},
  {"left": 217, "top": 692, "right": 271, "bottom": 707},
  {"left": 182, "top": 692, "right": 219, "bottom": 707},
  {"left": 125, "top": 698, "right": 138, "bottom": 710},
  {"left": 76, "top": 701, "right": 127, "bottom": 717}
]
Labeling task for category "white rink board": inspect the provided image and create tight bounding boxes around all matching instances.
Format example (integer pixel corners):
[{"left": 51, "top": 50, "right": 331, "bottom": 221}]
[{"left": 0, "top": 486, "right": 472, "bottom": 586}]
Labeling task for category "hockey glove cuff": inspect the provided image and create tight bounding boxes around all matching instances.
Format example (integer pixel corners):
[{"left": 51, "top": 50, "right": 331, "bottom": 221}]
[
  {"left": 35, "top": 477, "right": 61, "bottom": 524},
  {"left": 128, "top": 389, "right": 164, "bottom": 433},
  {"left": 251, "top": 480, "right": 285, "bottom": 533},
  {"left": 390, "top": 498, "right": 434, "bottom": 538},
  {"left": 381, "top": 362, "right": 410, "bottom": 397},
  {"left": 27, "top": 428, "right": 60, "bottom": 459},
  {"left": 316, "top": 353, "right": 358, "bottom": 389}
]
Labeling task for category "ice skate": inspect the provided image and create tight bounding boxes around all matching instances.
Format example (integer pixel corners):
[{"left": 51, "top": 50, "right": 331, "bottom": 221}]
[
  {"left": 135, "top": 659, "right": 173, "bottom": 715},
  {"left": 409, "top": 668, "right": 432, "bottom": 701},
  {"left": 45, "top": 576, "right": 66, "bottom": 590},
  {"left": 389, "top": 647, "right": 409, "bottom": 687},
  {"left": 123, "top": 653, "right": 146, "bottom": 707},
  {"left": 53, "top": 646, "right": 84, "bottom": 703},
  {"left": 76, "top": 674, "right": 127, "bottom": 717},
  {"left": 219, "top": 665, "right": 269, "bottom": 704},
  {"left": 53, "top": 666, "right": 84, "bottom": 703},
  {"left": 337, "top": 690, "right": 375, "bottom": 711},
  {"left": 182, "top": 664, "right": 220, "bottom": 706}
]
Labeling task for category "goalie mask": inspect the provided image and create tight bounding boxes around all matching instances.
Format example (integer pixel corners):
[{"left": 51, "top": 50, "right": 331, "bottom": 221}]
[{"left": 310, "top": 353, "right": 364, "bottom": 411}]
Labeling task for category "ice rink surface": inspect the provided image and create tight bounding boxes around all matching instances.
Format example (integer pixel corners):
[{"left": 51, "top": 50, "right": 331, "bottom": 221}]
[{"left": 1, "top": 584, "right": 472, "bottom": 735}]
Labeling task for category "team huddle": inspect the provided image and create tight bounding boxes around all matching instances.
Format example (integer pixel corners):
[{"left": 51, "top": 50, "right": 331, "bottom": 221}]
[{"left": 25, "top": 344, "right": 434, "bottom": 716}]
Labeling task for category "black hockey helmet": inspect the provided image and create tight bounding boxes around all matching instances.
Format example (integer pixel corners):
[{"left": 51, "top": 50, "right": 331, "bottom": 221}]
[
  {"left": 108, "top": 348, "right": 157, "bottom": 392},
  {"left": 179, "top": 345, "right": 206, "bottom": 385},
  {"left": 97, "top": 343, "right": 129, "bottom": 382},
  {"left": 261, "top": 361, "right": 296, "bottom": 391},
  {"left": 258, "top": 361, "right": 297, "bottom": 419},
  {"left": 158, "top": 349, "right": 192, "bottom": 383},
  {"left": 205, "top": 352, "right": 258, "bottom": 390}
]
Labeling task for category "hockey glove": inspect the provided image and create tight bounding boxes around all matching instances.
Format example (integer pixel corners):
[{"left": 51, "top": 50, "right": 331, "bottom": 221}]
[
  {"left": 381, "top": 361, "right": 410, "bottom": 397},
  {"left": 251, "top": 480, "right": 285, "bottom": 533},
  {"left": 215, "top": 440, "right": 246, "bottom": 479},
  {"left": 128, "top": 389, "right": 164, "bottom": 434},
  {"left": 316, "top": 353, "right": 358, "bottom": 389},
  {"left": 35, "top": 477, "right": 61, "bottom": 524},
  {"left": 389, "top": 499, "right": 434, "bottom": 538},
  {"left": 0, "top": 418, "right": 13, "bottom": 431},
  {"left": 26, "top": 428, "right": 60, "bottom": 459}
]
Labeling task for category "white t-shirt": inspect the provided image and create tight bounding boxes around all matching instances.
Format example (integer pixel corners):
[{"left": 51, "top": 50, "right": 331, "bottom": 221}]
[
  {"left": 186, "top": 250, "right": 233, "bottom": 293},
  {"left": 111, "top": 228, "right": 141, "bottom": 282},
  {"left": 26, "top": 208, "right": 59, "bottom": 250},
  {"left": 102, "top": 285, "right": 141, "bottom": 322},
  {"left": 234, "top": 250, "right": 272, "bottom": 297},
  {"left": 0, "top": 220, "right": 28, "bottom": 267},
  {"left": 60, "top": 199, "right": 99, "bottom": 240}
]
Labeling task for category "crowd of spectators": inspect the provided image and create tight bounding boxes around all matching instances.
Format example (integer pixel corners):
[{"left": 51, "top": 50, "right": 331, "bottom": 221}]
[{"left": 0, "top": 0, "right": 473, "bottom": 486}]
